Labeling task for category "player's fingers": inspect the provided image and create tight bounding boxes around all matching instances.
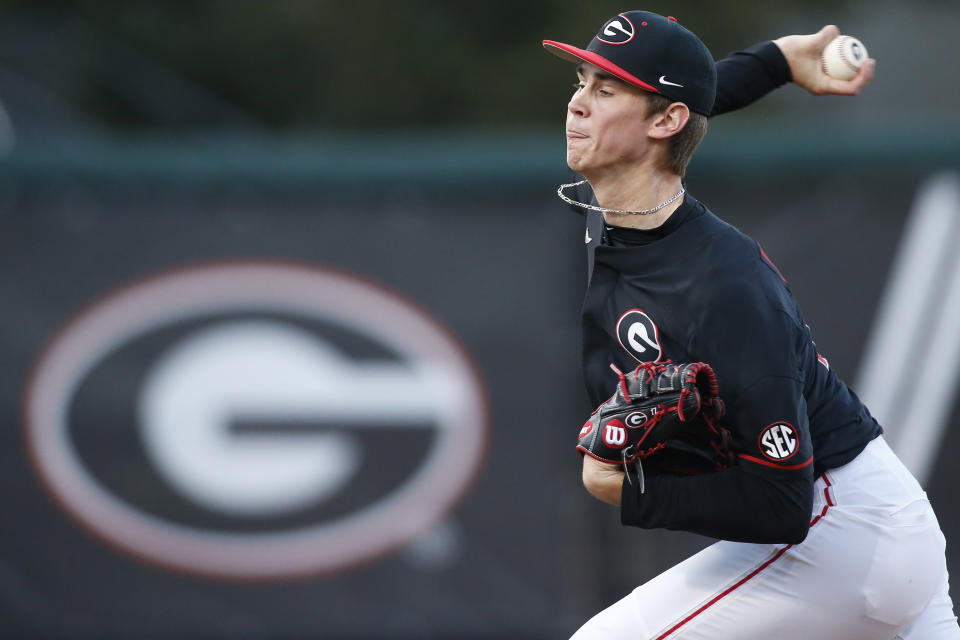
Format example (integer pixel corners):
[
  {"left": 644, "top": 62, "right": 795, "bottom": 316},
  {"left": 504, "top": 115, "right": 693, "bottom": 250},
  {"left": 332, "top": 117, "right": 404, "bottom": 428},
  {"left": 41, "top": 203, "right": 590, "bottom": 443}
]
[
  {"left": 843, "top": 58, "right": 875, "bottom": 94},
  {"left": 822, "top": 58, "right": 876, "bottom": 96},
  {"left": 814, "top": 24, "right": 840, "bottom": 49},
  {"left": 854, "top": 58, "right": 876, "bottom": 89}
]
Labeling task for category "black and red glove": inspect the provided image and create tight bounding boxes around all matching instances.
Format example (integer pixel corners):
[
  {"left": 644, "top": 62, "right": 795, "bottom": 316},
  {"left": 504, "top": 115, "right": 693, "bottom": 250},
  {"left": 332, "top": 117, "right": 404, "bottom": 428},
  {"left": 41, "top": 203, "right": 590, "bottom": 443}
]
[{"left": 577, "top": 362, "right": 733, "bottom": 490}]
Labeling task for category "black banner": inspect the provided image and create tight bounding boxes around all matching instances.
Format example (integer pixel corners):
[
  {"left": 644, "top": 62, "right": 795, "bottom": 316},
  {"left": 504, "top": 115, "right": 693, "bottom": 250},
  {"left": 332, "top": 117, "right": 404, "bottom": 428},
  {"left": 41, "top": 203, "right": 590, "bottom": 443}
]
[{"left": 2, "top": 171, "right": 958, "bottom": 638}]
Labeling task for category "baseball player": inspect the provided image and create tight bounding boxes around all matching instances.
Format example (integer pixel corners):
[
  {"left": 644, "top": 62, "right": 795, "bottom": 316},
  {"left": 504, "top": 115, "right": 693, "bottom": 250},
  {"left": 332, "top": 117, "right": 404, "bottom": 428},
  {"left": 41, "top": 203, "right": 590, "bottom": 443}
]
[{"left": 542, "top": 11, "right": 960, "bottom": 639}]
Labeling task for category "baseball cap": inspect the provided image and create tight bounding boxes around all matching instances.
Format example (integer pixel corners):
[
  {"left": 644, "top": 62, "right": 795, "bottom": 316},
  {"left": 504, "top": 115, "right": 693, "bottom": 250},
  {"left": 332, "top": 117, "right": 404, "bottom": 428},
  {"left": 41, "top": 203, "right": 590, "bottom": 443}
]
[{"left": 543, "top": 11, "right": 716, "bottom": 116}]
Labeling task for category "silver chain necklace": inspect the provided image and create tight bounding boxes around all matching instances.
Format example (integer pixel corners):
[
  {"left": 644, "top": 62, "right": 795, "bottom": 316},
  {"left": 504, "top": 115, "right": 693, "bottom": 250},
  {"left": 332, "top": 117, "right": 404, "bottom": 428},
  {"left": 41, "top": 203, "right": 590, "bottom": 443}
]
[{"left": 556, "top": 179, "right": 685, "bottom": 216}]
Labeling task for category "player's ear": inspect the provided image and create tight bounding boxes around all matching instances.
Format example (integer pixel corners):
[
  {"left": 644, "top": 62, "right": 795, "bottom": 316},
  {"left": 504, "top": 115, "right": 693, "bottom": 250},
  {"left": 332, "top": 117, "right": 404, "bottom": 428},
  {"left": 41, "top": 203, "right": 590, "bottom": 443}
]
[{"left": 647, "top": 102, "right": 690, "bottom": 140}]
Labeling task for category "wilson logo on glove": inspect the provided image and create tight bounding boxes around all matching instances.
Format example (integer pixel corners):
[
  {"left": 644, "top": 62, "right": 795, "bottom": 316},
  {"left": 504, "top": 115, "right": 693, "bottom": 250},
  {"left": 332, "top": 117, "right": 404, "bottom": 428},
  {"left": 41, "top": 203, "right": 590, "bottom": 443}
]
[{"left": 603, "top": 423, "right": 628, "bottom": 447}]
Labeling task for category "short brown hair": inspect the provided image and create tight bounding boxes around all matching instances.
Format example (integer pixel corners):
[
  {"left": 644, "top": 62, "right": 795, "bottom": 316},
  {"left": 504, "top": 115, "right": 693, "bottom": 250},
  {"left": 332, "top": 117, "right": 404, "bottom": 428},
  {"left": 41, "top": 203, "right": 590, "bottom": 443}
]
[{"left": 644, "top": 93, "right": 708, "bottom": 178}]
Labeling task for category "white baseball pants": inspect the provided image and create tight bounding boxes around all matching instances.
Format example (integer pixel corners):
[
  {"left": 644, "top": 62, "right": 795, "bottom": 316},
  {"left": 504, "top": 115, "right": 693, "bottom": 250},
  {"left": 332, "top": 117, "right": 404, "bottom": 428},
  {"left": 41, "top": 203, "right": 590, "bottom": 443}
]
[{"left": 571, "top": 436, "right": 960, "bottom": 639}]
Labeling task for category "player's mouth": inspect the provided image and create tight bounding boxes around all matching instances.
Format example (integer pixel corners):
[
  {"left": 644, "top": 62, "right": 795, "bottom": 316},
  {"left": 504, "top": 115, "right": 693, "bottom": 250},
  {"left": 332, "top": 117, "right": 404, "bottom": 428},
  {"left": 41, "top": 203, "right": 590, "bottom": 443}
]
[{"left": 567, "top": 130, "right": 588, "bottom": 139}]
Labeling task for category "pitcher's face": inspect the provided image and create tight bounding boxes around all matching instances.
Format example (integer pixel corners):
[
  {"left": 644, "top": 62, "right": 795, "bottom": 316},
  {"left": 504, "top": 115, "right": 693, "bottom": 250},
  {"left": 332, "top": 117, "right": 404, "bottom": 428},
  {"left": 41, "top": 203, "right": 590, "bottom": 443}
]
[{"left": 565, "top": 63, "right": 655, "bottom": 176}]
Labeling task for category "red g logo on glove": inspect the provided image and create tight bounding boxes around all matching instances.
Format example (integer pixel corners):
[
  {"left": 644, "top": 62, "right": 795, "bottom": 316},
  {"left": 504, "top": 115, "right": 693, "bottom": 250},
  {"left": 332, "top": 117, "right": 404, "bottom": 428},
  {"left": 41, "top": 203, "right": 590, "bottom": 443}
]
[
  {"left": 603, "top": 421, "right": 627, "bottom": 447},
  {"left": 625, "top": 408, "right": 656, "bottom": 428}
]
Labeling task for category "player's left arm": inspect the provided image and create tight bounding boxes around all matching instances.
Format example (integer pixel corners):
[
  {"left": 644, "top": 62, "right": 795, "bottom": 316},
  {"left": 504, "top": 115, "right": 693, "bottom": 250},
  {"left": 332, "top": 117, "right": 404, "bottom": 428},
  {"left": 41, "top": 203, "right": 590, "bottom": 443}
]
[
  {"left": 581, "top": 374, "right": 814, "bottom": 506},
  {"left": 583, "top": 374, "right": 816, "bottom": 544}
]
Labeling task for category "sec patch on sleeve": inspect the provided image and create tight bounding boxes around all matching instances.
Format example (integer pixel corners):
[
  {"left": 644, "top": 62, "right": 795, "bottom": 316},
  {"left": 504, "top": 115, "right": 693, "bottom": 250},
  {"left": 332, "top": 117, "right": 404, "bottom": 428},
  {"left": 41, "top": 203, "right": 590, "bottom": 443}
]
[{"left": 758, "top": 422, "right": 800, "bottom": 461}]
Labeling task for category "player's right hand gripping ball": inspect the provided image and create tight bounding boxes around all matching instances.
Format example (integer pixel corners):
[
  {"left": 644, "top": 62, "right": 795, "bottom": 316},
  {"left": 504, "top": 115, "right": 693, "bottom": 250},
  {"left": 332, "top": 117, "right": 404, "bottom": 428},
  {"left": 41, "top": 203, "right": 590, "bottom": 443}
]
[
  {"left": 576, "top": 362, "right": 733, "bottom": 476},
  {"left": 821, "top": 35, "right": 868, "bottom": 80}
]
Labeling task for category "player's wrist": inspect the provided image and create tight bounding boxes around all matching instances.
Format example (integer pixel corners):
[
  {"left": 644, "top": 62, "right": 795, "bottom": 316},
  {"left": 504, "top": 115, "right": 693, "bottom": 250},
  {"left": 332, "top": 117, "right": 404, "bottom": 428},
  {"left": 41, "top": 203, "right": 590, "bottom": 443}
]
[
  {"left": 771, "top": 34, "right": 805, "bottom": 83},
  {"left": 582, "top": 456, "right": 625, "bottom": 506}
]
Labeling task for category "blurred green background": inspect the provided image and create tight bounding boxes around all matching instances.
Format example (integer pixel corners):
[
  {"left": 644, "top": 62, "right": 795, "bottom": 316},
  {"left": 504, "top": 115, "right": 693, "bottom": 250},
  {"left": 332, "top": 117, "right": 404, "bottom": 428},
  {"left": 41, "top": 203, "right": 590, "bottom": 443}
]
[
  {"left": 2, "top": 0, "right": 957, "bottom": 190},
  {"left": 1, "top": 0, "right": 852, "bottom": 129}
]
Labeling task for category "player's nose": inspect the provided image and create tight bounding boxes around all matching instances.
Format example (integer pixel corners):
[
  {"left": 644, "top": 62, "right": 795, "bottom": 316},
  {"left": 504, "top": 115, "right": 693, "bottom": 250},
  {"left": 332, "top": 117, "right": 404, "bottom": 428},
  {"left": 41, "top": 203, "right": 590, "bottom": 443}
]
[{"left": 568, "top": 91, "right": 589, "bottom": 118}]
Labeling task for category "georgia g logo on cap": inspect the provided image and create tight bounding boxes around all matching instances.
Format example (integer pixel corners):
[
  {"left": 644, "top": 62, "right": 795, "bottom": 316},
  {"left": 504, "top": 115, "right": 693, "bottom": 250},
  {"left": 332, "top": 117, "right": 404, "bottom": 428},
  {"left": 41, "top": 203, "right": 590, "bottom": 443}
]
[{"left": 597, "top": 13, "right": 635, "bottom": 45}]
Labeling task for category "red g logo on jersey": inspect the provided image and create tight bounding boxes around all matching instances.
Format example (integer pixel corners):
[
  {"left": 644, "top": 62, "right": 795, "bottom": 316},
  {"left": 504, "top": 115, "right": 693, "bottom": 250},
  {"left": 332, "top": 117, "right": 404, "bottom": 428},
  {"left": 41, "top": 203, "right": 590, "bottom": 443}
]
[
  {"left": 616, "top": 309, "right": 662, "bottom": 363},
  {"left": 758, "top": 422, "right": 799, "bottom": 461},
  {"left": 603, "top": 421, "right": 627, "bottom": 447}
]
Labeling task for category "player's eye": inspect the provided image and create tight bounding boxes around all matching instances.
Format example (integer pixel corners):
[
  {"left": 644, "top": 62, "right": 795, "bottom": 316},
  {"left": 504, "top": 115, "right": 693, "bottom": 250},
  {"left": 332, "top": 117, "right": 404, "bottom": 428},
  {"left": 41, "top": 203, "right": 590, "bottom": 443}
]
[
  {"left": 572, "top": 82, "right": 584, "bottom": 93},
  {"left": 598, "top": 88, "right": 613, "bottom": 96}
]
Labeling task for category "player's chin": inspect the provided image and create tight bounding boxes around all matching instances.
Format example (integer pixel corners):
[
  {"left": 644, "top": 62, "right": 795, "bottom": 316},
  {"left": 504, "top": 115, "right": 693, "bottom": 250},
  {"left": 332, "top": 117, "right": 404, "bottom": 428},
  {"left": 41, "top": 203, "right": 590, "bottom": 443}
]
[{"left": 565, "top": 150, "right": 588, "bottom": 173}]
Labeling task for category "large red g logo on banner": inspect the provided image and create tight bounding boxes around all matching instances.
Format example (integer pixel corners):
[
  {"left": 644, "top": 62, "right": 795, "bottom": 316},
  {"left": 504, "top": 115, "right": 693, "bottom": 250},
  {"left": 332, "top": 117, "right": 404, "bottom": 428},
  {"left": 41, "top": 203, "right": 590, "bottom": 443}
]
[{"left": 24, "top": 261, "right": 488, "bottom": 580}]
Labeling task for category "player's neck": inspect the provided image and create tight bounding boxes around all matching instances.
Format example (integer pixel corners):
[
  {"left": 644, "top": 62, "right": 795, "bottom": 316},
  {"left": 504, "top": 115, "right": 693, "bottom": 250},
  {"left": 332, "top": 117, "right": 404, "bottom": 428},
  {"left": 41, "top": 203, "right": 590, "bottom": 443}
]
[{"left": 588, "top": 167, "right": 685, "bottom": 231}]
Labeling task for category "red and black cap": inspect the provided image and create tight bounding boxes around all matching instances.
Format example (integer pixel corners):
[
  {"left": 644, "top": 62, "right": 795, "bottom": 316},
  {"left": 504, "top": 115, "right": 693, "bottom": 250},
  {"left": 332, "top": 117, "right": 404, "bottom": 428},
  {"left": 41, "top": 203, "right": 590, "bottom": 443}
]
[{"left": 543, "top": 11, "right": 716, "bottom": 116}]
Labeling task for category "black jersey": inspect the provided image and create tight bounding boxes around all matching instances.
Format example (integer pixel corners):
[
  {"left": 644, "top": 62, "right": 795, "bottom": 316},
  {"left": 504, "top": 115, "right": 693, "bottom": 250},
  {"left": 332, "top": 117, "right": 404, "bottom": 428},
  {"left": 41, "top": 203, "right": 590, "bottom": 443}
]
[
  {"left": 583, "top": 195, "right": 882, "bottom": 468},
  {"left": 581, "top": 195, "right": 881, "bottom": 543},
  {"left": 570, "top": 42, "right": 882, "bottom": 544}
]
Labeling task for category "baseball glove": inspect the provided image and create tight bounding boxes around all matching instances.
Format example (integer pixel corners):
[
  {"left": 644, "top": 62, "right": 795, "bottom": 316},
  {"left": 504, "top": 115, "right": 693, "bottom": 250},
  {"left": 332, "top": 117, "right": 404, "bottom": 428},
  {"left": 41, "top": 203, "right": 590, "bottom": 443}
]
[{"left": 576, "top": 361, "right": 733, "bottom": 492}]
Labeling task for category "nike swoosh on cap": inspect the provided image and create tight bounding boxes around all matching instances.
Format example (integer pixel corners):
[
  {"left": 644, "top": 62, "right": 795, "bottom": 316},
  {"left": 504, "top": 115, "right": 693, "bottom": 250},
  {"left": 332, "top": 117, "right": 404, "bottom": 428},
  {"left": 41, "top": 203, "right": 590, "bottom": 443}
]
[{"left": 659, "top": 75, "right": 684, "bottom": 87}]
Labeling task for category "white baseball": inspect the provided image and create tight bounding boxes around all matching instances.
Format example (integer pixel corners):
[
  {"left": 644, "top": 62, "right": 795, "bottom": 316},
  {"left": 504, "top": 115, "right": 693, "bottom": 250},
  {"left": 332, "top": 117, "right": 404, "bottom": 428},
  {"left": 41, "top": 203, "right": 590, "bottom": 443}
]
[{"left": 821, "top": 35, "right": 868, "bottom": 80}]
